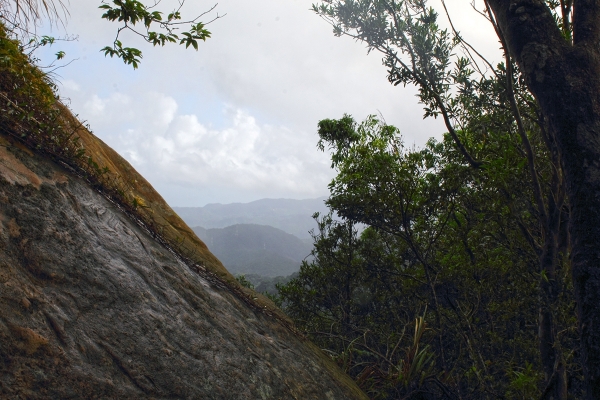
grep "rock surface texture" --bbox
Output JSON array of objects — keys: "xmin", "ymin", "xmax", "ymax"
[{"xmin": 0, "ymin": 135, "xmax": 366, "ymax": 399}]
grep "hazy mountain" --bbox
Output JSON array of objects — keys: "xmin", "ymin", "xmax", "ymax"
[
  {"xmin": 192, "ymin": 224, "xmax": 313, "ymax": 277},
  {"xmin": 176, "ymin": 197, "xmax": 330, "ymax": 240}
]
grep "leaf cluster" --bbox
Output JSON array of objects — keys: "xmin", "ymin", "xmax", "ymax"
[{"xmin": 99, "ymin": 0, "xmax": 217, "ymax": 68}]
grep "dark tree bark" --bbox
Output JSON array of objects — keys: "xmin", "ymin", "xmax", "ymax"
[{"xmin": 486, "ymin": 0, "xmax": 600, "ymax": 397}]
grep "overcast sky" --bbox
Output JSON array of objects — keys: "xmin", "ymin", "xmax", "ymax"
[{"xmin": 36, "ymin": 0, "xmax": 501, "ymax": 206}]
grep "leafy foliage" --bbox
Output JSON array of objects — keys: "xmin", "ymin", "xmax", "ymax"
[
  {"xmin": 278, "ymin": 1, "xmax": 581, "ymax": 397},
  {"xmin": 99, "ymin": 0, "xmax": 218, "ymax": 68},
  {"xmin": 235, "ymin": 274, "xmax": 255, "ymax": 290},
  {"xmin": 0, "ymin": 0, "xmax": 220, "ymax": 68},
  {"xmin": 279, "ymin": 113, "xmax": 580, "ymax": 398}
]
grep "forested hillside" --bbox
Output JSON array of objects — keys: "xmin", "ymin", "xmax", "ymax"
[{"xmin": 192, "ymin": 224, "xmax": 312, "ymax": 277}]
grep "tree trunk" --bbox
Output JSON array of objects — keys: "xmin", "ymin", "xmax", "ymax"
[
  {"xmin": 539, "ymin": 237, "xmax": 568, "ymax": 400},
  {"xmin": 539, "ymin": 165, "xmax": 568, "ymax": 399},
  {"xmin": 487, "ymin": 0, "xmax": 600, "ymax": 397}
]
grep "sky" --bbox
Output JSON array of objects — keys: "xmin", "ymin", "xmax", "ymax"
[{"xmin": 33, "ymin": 0, "xmax": 501, "ymax": 207}]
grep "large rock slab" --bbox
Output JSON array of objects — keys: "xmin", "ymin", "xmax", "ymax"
[{"xmin": 0, "ymin": 136, "xmax": 366, "ymax": 399}]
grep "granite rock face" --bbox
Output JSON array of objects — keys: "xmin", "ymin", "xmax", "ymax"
[{"xmin": 0, "ymin": 136, "xmax": 366, "ymax": 399}]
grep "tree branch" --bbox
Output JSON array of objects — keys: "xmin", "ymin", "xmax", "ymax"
[
  {"xmin": 440, "ymin": 0, "xmax": 500, "ymax": 80},
  {"xmin": 497, "ymin": 20, "xmax": 549, "ymax": 235},
  {"xmin": 385, "ymin": 49, "xmax": 483, "ymax": 168}
]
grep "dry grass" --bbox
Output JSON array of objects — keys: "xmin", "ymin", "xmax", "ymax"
[{"xmin": 0, "ymin": 0, "xmax": 68, "ymax": 31}]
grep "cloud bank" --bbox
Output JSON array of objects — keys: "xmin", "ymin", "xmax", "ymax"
[
  {"xmin": 61, "ymin": 85, "xmax": 334, "ymax": 204},
  {"xmin": 43, "ymin": 0, "xmax": 500, "ymax": 206}
]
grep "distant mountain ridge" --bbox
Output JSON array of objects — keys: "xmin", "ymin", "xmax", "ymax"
[
  {"xmin": 192, "ymin": 224, "xmax": 313, "ymax": 277},
  {"xmin": 175, "ymin": 197, "xmax": 330, "ymax": 240}
]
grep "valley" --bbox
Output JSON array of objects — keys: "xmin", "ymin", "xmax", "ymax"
[{"xmin": 176, "ymin": 198, "xmax": 328, "ymax": 291}]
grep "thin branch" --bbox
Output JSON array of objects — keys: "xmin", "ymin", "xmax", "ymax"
[
  {"xmin": 489, "ymin": 1, "xmax": 549, "ymax": 234},
  {"xmin": 43, "ymin": 57, "xmax": 79, "ymax": 74},
  {"xmin": 504, "ymin": 55, "xmax": 548, "ymax": 231},
  {"xmin": 559, "ymin": 0, "xmax": 572, "ymax": 42},
  {"xmin": 440, "ymin": 0, "xmax": 499, "ymax": 80},
  {"xmin": 386, "ymin": 48, "xmax": 483, "ymax": 168}
]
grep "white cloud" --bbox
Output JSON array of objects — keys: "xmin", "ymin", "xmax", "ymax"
[
  {"xmin": 67, "ymin": 90, "xmax": 333, "ymax": 202},
  {"xmin": 45, "ymin": 0, "xmax": 501, "ymax": 206},
  {"xmin": 83, "ymin": 94, "xmax": 106, "ymax": 115},
  {"xmin": 61, "ymin": 79, "xmax": 80, "ymax": 92}
]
